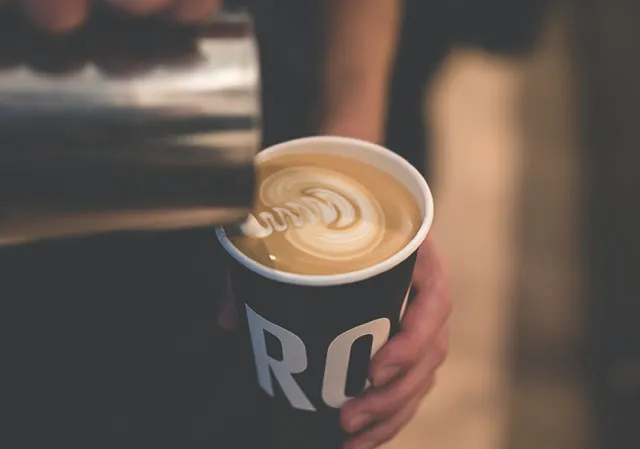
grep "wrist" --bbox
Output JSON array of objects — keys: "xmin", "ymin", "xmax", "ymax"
[
  {"xmin": 318, "ymin": 80, "xmax": 388, "ymax": 144},
  {"xmin": 320, "ymin": 114, "xmax": 384, "ymax": 144}
]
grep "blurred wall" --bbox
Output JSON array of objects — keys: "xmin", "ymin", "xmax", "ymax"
[
  {"xmin": 572, "ymin": 1, "xmax": 640, "ymax": 448},
  {"xmin": 506, "ymin": 4, "xmax": 589, "ymax": 449}
]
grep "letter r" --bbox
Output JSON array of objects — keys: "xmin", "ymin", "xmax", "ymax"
[{"xmin": 245, "ymin": 304, "xmax": 316, "ymax": 411}]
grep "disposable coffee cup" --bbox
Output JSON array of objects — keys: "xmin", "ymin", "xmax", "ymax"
[{"xmin": 215, "ymin": 136, "xmax": 434, "ymax": 448}]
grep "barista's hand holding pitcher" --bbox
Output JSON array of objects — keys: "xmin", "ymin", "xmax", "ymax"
[{"xmin": 14, "ymin": 0, "xmax": 221, "ymax": 33}]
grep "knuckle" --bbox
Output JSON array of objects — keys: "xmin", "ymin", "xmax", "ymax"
[
  {"xmin": 364, "ymin": 388, "xmax": 402, "ymax": 419},
  {"xmin": 375, "ymin": 381, "xmax": 413, "ymax": 417},
  {"xmin": 394, "ymin": 381, "xmax": 415, "ymax": 407},
  {"xmin": 375, "ymin": 335, "xmax": 419, "ymax": 369},
  {"xmin": 365, "ymin": 393, "xmax": 391, "ymax": 417},
  {"xmin": 398, "ymin": 335, "xmax": 423, "ymax": 364},
  {"xmin": 340, "ymin": 396, "xmax": 361, "ymax": 416},
  {"xmin": 368, "ymin": 350, "xmax": 389, "ymax": 373}
]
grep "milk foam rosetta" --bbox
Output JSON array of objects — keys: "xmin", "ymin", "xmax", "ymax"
[
  {"xmin": 240, "ymin": 166, "xmax": 386, "ymax": 261},
  {"xmin": 228, "ymin": 153, "xmax": 422, "ymax": 276}
]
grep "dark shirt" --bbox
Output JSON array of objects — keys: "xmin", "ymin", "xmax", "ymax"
[{"xmin": 2, "ymin": 230, "xmax": 263, "ymax": 448}]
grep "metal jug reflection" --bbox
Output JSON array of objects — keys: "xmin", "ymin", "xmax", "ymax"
[{"xmin": 0, "ymin": 9, "xmax": 260, "ymax": 246}]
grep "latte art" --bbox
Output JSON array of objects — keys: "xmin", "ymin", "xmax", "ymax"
[
  {"xmin": 241, "ymin": 167, "xmax": 386, "ymax": 261},
  {"xmin": 240, "ymin": 186, "xmax": 359, "ymax": 238},
  {"xmin": 228, "ymin": 153, "xmax": 422, "ymax": 276}
]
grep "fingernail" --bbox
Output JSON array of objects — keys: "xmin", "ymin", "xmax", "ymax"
[
  {"xmin": 373, "ymin": 366, "xmax": 400, "ymax": 387},
  {"xmin": 346, "ymin": 414, "xmax": 370, "ymax": 433}
]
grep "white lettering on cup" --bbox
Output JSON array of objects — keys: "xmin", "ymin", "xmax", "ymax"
[
  {"xmin": 246, "ymin": 305, "xmax": 392, "ymax": 411},
  {"xmin": 245, "ymin": 304, "xmax": 316, "ymax": 411},
  {"xmin": 321, "ymin": 319, "xmax": 391, "ymax": 408}
]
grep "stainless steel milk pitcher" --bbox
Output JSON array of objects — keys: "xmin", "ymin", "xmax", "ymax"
[{"xmin": 0, "ymin": 8, "xmax": 260, "ymax": 246}]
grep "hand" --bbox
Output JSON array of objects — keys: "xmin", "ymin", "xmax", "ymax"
[
  {"xmin": 340, "ymin": 238, "xmax": 452, "ymax": 449},
  {"xmin": 10, "ymin": 0, "xmax": 222, "ymax": 33}
]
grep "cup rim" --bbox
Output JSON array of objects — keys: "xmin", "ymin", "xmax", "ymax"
[{"xmin": 215, "ymin": 136, "xmax": 434, "ymax": 286}]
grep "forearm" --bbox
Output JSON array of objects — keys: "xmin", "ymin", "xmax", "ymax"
[{"xmin": 320, "ymin": 0, "xmax": 403, "ymax": 143}]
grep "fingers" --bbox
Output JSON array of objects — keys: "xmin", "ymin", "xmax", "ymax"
[
  {"xmin": 342, "ymin": 330, "xmax": 446, "ymax": 434},
  {"xmin": 369, "ymin": 274, "xmax": 451, "ymax": 387},
  {"xmin": 5, "ymin": 1, "xmax": 206, "ymax": 76},
  {"xmin": 22, "ymin": 0, "xmax": 89, "ymax": 33},
  {"xmin": 339, "ymin": 240, "xmax": 451, "ymax": 447},
  {"xmin": 169, "ymin": 0, "xmax": 222, "ymax": 23},
  {"xmin": 19, "ymin": 0, "xmax": 221, "ymax": 33},
  {"xmin": 343, "ymin": 376, "xmax": 435, "ymax": 449}
]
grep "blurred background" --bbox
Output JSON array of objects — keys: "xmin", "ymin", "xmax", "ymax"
[
  {"xmin": 385, "ymin": 0, "xmax": 639, "ymax": 448},
  {"xmin": 1, "ymin": 1, "xmax": 638, "ymax": 448}
]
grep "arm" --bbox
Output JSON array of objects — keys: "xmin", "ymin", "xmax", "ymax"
[{"xmin": 319, "ymin": 0, "xmax": 403, "ymax": 143}]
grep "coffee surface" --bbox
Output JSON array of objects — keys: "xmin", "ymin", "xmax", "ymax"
[{"xmin": 227, "ymin": 153, "xmax": 421, "ymax": 275}]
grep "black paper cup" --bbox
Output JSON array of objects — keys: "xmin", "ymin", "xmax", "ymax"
[{"xmin": 215, "ymin": 136, "xmax": 434, "ymax": 448}]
